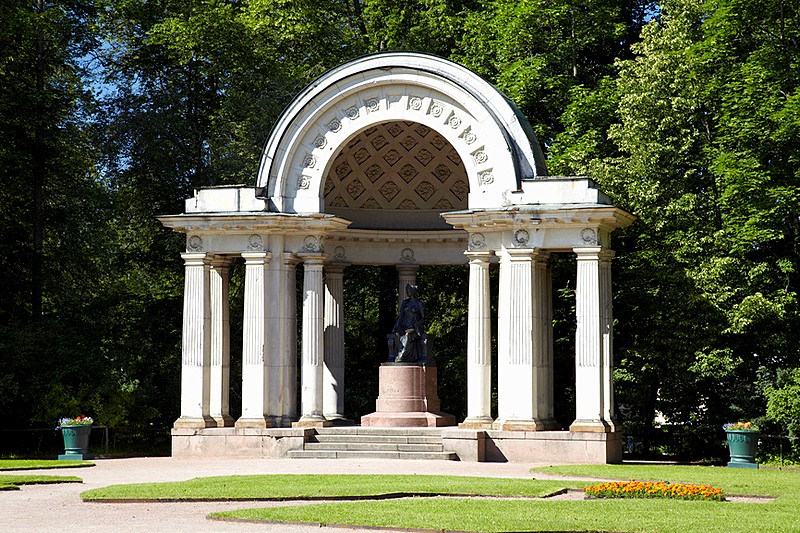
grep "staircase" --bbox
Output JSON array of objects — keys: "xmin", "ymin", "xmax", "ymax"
[{"xmin": 288, "ymin": 427, "xmax": 459, "ymax": 460}]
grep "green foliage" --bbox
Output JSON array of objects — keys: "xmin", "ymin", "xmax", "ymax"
[{"xmin": 762, "ymin": 367, "xmax": 800, "ymax": 453}]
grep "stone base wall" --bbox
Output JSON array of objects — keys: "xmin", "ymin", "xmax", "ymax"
[
  {"xmin": 173, "ymin": 427, "xmax": 622, "ymax": 463},
  {"xmin": 441, "ymin": 429, "xmax": 621, "ymax": 464},
  {"xmin": 171, "ymin": 428, "xmax": 310, "ymax": 458}
]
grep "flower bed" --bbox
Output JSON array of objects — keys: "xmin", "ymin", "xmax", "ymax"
[{"xmin": 584, "ymin": 480, "xmax": 725, "ymax": 501}]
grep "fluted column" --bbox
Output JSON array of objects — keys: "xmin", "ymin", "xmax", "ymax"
[
  {"xmin": 174, "ymin": 252, "xmax": 214, "ymax": 428},
  {"xmin": 264, "ymin": 235, "xmax": 287, "ymax": 427},
  {"xmin": 280, "ymin": 253, "xmax": 300, "ymax": 425},
  {"xmin": 460, "ymin": 251, "xmax": 493, "ymax": 428},
  {"xmin": 323, "ymin": 263, "xmax": 347, "ymax": 421},
  {"xmin": 495, "ymin": 248, "xmax": 543, "ymax": 430},
  {"xmin": 600, "ymin": 250, "xmax": 617, "ymax": 431},
  {"xmin": 532, "ymin": 251, "xmax": 559, "ymax": 430},
  {"xmin": 570, "ymin": 246, "xmax": 610, "ymax": 432},
  {"xmin": 396, "ymin": 264, "xmax": 419, "ymax": 309},
  {"xmin": 236, "ymin": 251, "xmax": 272, "ymax": 428},
  {"xmin": 209, "ymin": 256, "xmax": 233, "ymax": 427},
  {"xmin": 295, "ymin": 254, "xmax": 331, "ymax": 426}
]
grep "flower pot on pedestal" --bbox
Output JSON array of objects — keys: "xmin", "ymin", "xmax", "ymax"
[
  {"xmin": 58, "ymin": 425, "xmax": 94, "ymax": 460},
  {"xmin": 726, "ymin": 430, "xmax": 758, "ymax": 469}
]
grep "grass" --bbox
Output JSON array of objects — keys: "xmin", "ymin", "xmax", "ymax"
[
  {"xmin": 0, "ymin": 474, "xmax": 82, "ymax": 490},
  {"xmin": 0, "ymin": 459, "xmax": 94, "ymax": 470},
  {"xmin": 81, "ymin": 474, "xmax": 575, "ymax": 501},
  {"xmin": 207, "ymin": 466, "xmax": 800, "ymax": 532}
]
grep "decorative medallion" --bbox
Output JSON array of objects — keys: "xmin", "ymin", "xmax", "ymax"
[
  {"xmin": 400, "ymin": 247, "xmax": 416, "ymax": 263},
  {"xmin": 471, "ymin": 149, "xmax": 488, "ymax": 165},
  {"xmin": 460, "ymin": 129, "xmax": 477, "ymax": 145},
  {"xmin": 433, "ymin": 164, "xmax": 452, "ymax": 182},
  {"xmin": 429, "ymin": 101, "xmax": 444, "ymax": 117},
  {"xmin": 514, "ymin": 229, "xmax": 530, "ymax": 246},
  {"xmin": 328, "ymin": 118, "xmax": 342, "ymax": 133},
  {"xmin": 353, "ymin": 147, "xmax": 370, "ymax": 164},
  {"xmin": 581, "ymin": 228, "xmax": 598, "ymax": 244},
  {"xmin": 478, "ymin": 171, "xmax": 494, "ymax": 185},
  {"xmin": 409, "ymin": 96, "xmax": 423, "ymax": 110},
  {"xmin": 334, "ymin": 246, "xmax": 347, "ymax": 260},
  {"xmin": 247, "ymin": 234, "xmax": 263, "ymax": 251},
  {"xmin": 447, "ymin": 114, "xmax": 462, "ymax": 129},
  {"xmin": 470, "ymin": 232, "xmax": 486, "ymax": 250},
  {"xmin": 387, "ymin": 123, "xmax": 404, "ymax": 137},
  {"xmin": 345, "ymin": 106, "xmax": 359, "ymax": 120},
  {"xmin": 187, "ymin": 235, "xmax": 203, "ymax": 252},
  {"xmin": 415, "ymin": 180, "xmax": 435, "ymax": 201},
  {"xmin": 303, "ymin": 235, "xmax": 322, "ymax": 252},
  {"xmin": 303, "ymin": 154, "xmax": 316, "ymax": 168},
  {"xmin": 313, "ymin": 135, "xmax": 327, "ymax": 149},
  {"xmin": 365, "ymin": 98, "xmax": 380, "ymax": 112},
  {"xmin": 297, "ymin": 175, "xmax": 311, "ymax": 190},
  {"xmin": 383, "ymin": 149, "xmax": 401, "ymax": 166},
  {"xmin": 365, "ymin": 164, "xmax": 383, "ymax": 182},
  {"xmin": 415, "ymin": 148, "xmax": 434, "ymax": 166}
]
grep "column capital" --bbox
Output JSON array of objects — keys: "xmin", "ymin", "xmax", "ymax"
[
  {"xmin": 465, "ymin": 250, "xmax": 494, "ymax": 262},
  {"xmin": 573, "ymin": 246, "xmax": 604, "ymax": 258},
  {"xmin": 282, "ymin": 252, "xmax": 301, "ymax": 267},
  {"xmin": 395, "ymin": 264, "xmax": 420, "ymax": 275},
  {"xmin": 241, "ymin": 251, "xmax": 272, "ymax": 263},
  {"xmin": 181, "ymin": 252, "xmax": 210, "ymax": 265},
  {"xmin": 324, "ymin": 262, "xmax": 349, "ymax": 275},
  {"xmin": 210, "ymin": 255, "xmax": 234, "ymax": 269},
  {"xmin": 297, "ymin": 252, "xmax": 329, "ymax": 266},
  {"xmin": 504, "ymin": 247, "xmax": 536, "ymax": 260}
]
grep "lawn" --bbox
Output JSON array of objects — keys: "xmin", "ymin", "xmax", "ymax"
[
  {"xmin": 80, "ymin": 465, "xmax": 800, "ymax": 532},
  {"xmin": 81, "ymin": 474, "xmax": 576, "ymax": 501},
  {"xmin": 0, "ymin": 474, "xmax": 82, "ymax": 490},
  {"xmin": 0, "ymin": 459, "xmax": 90, "ymax": 490},
  {"xmin": 210, "ymin": 465, "xmax": 800, "ymax": 532},
  {"xmin": 0, "ymin": 459, "xmax": 93, "ymax": 471}
]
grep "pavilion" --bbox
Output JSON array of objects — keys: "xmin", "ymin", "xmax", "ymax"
[{"xmin": 159, "ymin": 52, "xmax": 634, "ymax": 463}]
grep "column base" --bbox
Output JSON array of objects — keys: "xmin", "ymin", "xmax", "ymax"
[
  {"xmin": 235, "ymin": 417, "xmax": 274, "ymax": 429},
  {"xmin": 211, "ymin": 415, "xmax": 235, "ymax": 428},
  {"xmin": 173, "ymin": 416, "xmax": 216, "ymax": 429},
  {"xmin": 325, "ymin": 415, "xmax": 355, "ymax": 426},
  {"xmin": 292, "ymin": 416, "xmax": 333, "ymax": 428},
  {"xmin": 492, "ymin": 418, "xmax": 552, "ymax": 431},
  {"xmin": 539, "ymin": 418, "xmax": 562, "ymax": 431},
  {"xmin": 459, "ymin": 417, "xmax": 494, "ymax": 429},
  {"xmin": 569, "ymin": 419, "xmax": 611, "ymax": 433}
]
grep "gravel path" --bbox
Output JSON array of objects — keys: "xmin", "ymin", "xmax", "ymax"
[{"xmin": 1, "ymin": 457, "xmax": 558, "ymax": 532}]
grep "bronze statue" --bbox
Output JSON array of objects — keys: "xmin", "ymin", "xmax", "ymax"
[{"xmin": 393, "ymin": 284, "xmax": 426, "ymax": 363}]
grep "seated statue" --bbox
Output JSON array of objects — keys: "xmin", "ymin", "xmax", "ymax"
[{"xmin": 392, "ymin": 284, "xmax": 427, "ymax": 363}]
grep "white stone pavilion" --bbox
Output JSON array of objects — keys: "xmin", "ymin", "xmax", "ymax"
[{"xmin": 160, "ymin": 52, "xmax": 635, "ymax": 463}]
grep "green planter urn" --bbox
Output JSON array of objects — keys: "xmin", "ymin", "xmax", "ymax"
[
  {"xmin": 726, "ymin": 430, "xmax": 758, "ymax": 469},
  {"xmin": 58, "ymin": 425, "xmax": 94, "ymax": 460}
]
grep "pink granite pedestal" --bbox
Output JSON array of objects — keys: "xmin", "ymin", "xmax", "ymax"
[{"xmin": 361, "ymin": 363, "xmax": 456, "ymax": 427}]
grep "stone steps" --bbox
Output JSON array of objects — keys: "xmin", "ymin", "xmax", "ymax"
[{"xmin": 287, "ymin": 427, "xmax": 459, "ymax": 461}]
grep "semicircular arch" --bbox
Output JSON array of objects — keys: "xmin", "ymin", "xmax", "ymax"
[{"xmin": 257, "ymin": 53, "xmax": 547, "ymax": 214}]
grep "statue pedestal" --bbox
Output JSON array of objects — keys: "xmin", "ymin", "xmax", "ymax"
[{"xmin": 361, "ymin": 363, "xmax": 456, "ymax": 427}]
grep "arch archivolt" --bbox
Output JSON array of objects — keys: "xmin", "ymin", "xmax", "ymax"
[{"xmin": 260, "ymin": 72, "xmax": 518, "ymax": 214}]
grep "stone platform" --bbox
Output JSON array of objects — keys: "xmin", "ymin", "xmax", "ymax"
[
  {"xmin": 172, "ymin": 426, "xmax": 622, "ymax": 463},
  {"xmin": 360, "ymin": 362, "xmax": 456, "ymax": 427}
]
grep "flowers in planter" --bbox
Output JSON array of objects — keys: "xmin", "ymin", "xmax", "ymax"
[
  {"xmin": 723, "ymin": 421, "xmax": 759, "ymax": 432},
  {"xmin": 57, "ymin": 415, "xmax": 93, "ymax": 428},
  {"xmin": 584, "ymin": 480, "xmax": 725, "ymax": 501}
]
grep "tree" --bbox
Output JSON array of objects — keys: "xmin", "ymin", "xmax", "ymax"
[{"xmin": 551, "ymin": 0, "xmax": 800, "ymax": 456}]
